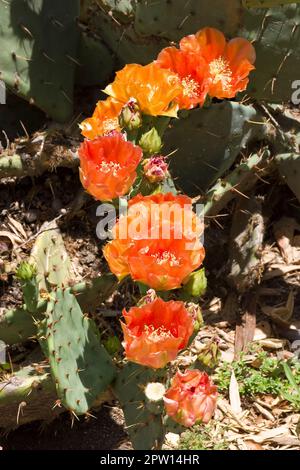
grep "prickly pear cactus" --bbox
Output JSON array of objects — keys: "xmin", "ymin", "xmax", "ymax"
[
  {"xmin": 38, "ymin": 288, "xmax": 116, "ymax": 415},
  {"xmin": 0, "ymin": 307, "xmax": 37, "ymax": 346},
  {"xmin": 0, "ymin": 0, "xmax": 80, "ymax": 122},
  {"xmin": 276, "ymin": 153, "xmax": 300, "ymax": 203},
  {"xmin": 113, "ymin": 362, "xmax": 165, "ymax": 450},
  {"xmin": 164, "ymin": 102, "xmax": 266, "ymax": 194},
  {"xmin": 89, "ymin": 0, "xmax": 300, "ymax": 104},
  {"xmin": 29, "ymin": 220, "xmax": 72, "ymax": 291}
]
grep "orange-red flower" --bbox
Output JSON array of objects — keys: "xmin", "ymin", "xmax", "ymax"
[
  {"xmin": 103, "ymin": 63, "xmax": 182, "ymax": 117},
  {"xmin": 80, "ymin": 97, "xmax": 123, "ymax": 139},
  {"xmin": 121, "ymin": 298, "xmax": 194, "ymax": 369},
  {"xmin": 126, "ymin": 237, "xmax": 204, "ymax": 291},
  {"xmin": 164, "ymin": 369, "xmax": 218, "ymax": 427},
  {"xmin": 103, "ymin": 193, "xmax": 205, "ymax": 290},
  {"xmin": 180, "ymin": 27, "xmax": 256, "ymax": 99},
  {"xmin": 156, "ymin": 47, "xmax": 209, "ymax": 109},
  {"xmin": 79, "ymin": 133, "xmax": 142, "ymax": 201}
]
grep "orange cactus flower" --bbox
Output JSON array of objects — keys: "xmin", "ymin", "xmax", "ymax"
[
  {"xmin": 164, "ymin": 369, "xmax": 218, "ymax": 427},
  {"xmin": 121, "ymin": 298, "xmax": 194, "ymax": 369},
  {"xmin": 103, "ymin": 63, "xmax": 182, "ymax": 117},
  {"xmin": 180, "ymin": 27, "xmax": 256, "ymax": 99},
  {"xmin": 103, "ymin": 192, "xmax": 205, "ymax": 288},
  {"xmin": 126, "ymin": 237, "xmax": 204, "ymax": 291},
  {"xmin": 80, "ymin": 97, "xmax": 123, "ymax": 139},
  {"xmin": 79, "ymin": 132, "xmax": 142, "ymax": 202},
  {"xmin": 156, "ymin": 47, "xmax": 209, "ymax": 109}
]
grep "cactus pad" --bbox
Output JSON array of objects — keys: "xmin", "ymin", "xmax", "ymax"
[{"xmin": 39, "ymin": 288, "xmax": 116, "ymax": 415}]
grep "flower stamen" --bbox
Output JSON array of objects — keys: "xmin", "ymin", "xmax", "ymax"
[{"xmin": 209, "ymin": 57, "xmax": 232, "ymax": 91}]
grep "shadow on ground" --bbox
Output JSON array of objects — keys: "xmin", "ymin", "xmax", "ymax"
[{"xmin": 2, "ymin": 405, "xmax": 131, "ymax": 450}]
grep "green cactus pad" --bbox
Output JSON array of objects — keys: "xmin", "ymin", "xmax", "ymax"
[
  {"xmin": 243, "ymin": 0, "xmax": 300, "ymax": 8},
  {"xmin": 39, "ymin": 288, "xmax": 116, "ymax": 415},
  {"xmin": 113, "ymin": 362, "xmax": 165, "ymax": 450},
  {"xmin": 0, "ymin": 307, "xmax": 36, "ymax": 345},
  {"xmin": 164, "ymin": 102, "xmax": 266, "ymax": 194},
  {"xmin": 29, "ymin": 220, "xmax": 72, "ymax": 291},
  {"xmin": 276, "ymin": 153, "xmax": 300, "ymax": 203},
  {"xmin": 0, "ymin": 0, "xmax": 80, "ymax": 122}
]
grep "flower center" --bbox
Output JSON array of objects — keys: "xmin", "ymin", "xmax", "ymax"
[
  {"xmin": 144, "ymin": 325, "xmax": 173, "ymax": 342},
  {"xmin": 152, "ymin": 251, "xmax": 180, "ymax": 267},
  {"xmin": 97, "ymin": 161, "xmax": 121, "ymax": 176},
  {"xmin": 182, "ymin": 76, "xmax": 200, "ymax": 99},
  {"xmin": 103, "ymin": 117, "xmax": 119, "ymax": 134},
  {"xmin": 209, "ymin": 57, "xmax": 232, "ymax": 91}
]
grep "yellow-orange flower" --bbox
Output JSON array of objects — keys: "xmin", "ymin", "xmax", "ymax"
[
  {"xmin": 180, "ymin": 27, "xmax": 256, "ymax": 99},
  {"xmin": 79, "ymin": 133, "xmax": 142, "ymax": 202},
  {"xmin": 164, "ymin": 369, "xmax": 218, "ymax": 427},
  {"xmin": 121, "ymin": 298, "xmax": 194, "ymax": 369},
  {"xmin": 80, "ymin": 97, "xmax": 123, "ymax": 139},
  {"xmin": 156, "ymin": 47, "xmax": 209, "ymax": 109},
  {"xmin": 103, "ymin": 193, "xmax": 205, "ymax": 290},
  {"xmin": 103, "ymin": 63, "xmax": 182, "ymax": 117}
]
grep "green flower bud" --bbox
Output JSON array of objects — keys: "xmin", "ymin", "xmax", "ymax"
[
  {"xmin": 197, "ymin": 338, "xmax": 221, "ymax": 370},
  {"xmin": 139, "ymin": 128, "xmax": 162, "ymax": 155},
  {"xmin": 183, "ymin": 268, "xmax": 207, "ymax": 298},
  {"xmin": 15, "ymin": 262, "xmax": 37, "ymax": 281},
  {"xmin": 119, "ymin": 99, "xmax": 142, "ymax": 131}
]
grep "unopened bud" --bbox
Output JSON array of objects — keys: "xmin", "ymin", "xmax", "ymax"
[
  {"xmin": 186, "ymin": 302, "xmax": 204, "ymax": 331},
  {"xmin": 119, "ymin": 98, "xmax": 142, "ymax": 131},
  {"xmin": 139, "ymin": 128, "xmax": 162, "ymax": 155},
  {"xmin": 15, "ymin": 262, "xmax": 37, "ymax": 281},
  {"xmin": 143, "ymin": 156, "xmax": 169, "ymax": 183},
  {"xmin": 197, "ymin": 338, "xmax": 221, "ymax": 369}
]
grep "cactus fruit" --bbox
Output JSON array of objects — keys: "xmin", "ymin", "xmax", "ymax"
[
  {"xmin": 38, "ymin": 288, "xmax": 116, "ymax": 415},
  {"xmin": 275, "ymin": 153, "xmax": 300, "ymax": 203},
  {"xmin": 0, "ymin": 0, "xmax": 81, "ymax": 122},
  {"xmin": 113, "ymin": 362, "xmax": 165, "ymax": 450},
  {"xmin": 164, "ymin": 102, "xmax": 266, "ymax": 194},
  {"xmin": 29, "ymin": 220, "xmax": 72, "ymax": 292}
]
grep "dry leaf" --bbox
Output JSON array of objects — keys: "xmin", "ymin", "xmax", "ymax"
[
  {"xmin": 229, "ymin": 370, "xmax": 242, "ymax": 415},
  {"xmin": 244, "ymin": 440, "xmax": 264, "ymax": 450}
]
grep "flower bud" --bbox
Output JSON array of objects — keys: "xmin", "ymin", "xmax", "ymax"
[
  {"xmin": 145, "ymin": 382, "xmax": 166, "ymax": 415},
  {"xmin": 15, "ymin": 262, "xmax": 37, "ymax": 281},
  {"xmin": 119, "ymin": 98, "xmax": 142, "ymax": 131},
  {"xmin": 186, "ymin": 302, "xmax": 204, "ymax": 332},
  {"xmin": 139, "ymin": 128, "xmax": 162, "ymax": 155},
  {"xmin": 197, "ymin": 338, "xmax": 221, "ymax": 369},
  {"xmin": 143, "ymin": 156, "xmax": 169, "ymax": 184}
]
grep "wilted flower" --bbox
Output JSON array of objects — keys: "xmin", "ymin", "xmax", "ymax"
[
  {"xmin": 164, "ymin": 369, "xmax": 218, "ymax": 427},
  {"xmin": 79, "ymin": 132, "xmax": 142, "ymax": 201},
  {"xmin": 180, "ymin": 27, "xmax": 256, "ymax": 99},
  {"xmin": 143, "ymin": 156, "xmax": 169, "ymax": 184},
  {"xmin": 103, "ymin": 63, "xmax": 182, "ymax": 117},
  {"xmin": 121, "ymin": 297, "xmax": 194, "ymax": 369},
  {"xmin": 80, "ymin": 97, "xmax": 123, "ymax": 139}
]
